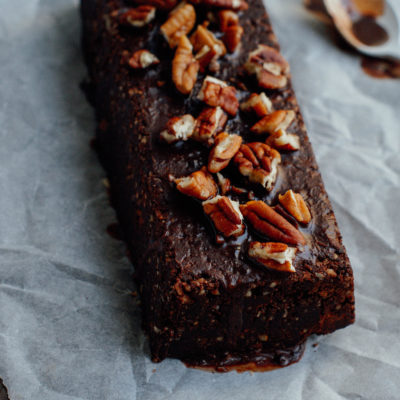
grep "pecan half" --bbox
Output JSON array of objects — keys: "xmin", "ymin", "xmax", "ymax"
[
  {"xmin": 208, "ymin": 132, "xmax": 242, "ymax": 173},
  {"xmin": 114, "ymin": 6, "xmax": 156, "ymax": 27},
  {"xmin": 197, "ymin": 76, "xmax": 239, "ymax": 116},
  {"xmin": 218, "ymin": 10, "xmax": 243, "ymax": 53},
  {"xmin": 193, "ymin": 107, "xmax": 228, "ymax": 144},
  {"xmin": 172, "ymin": 35, "xmax": 199, "ymax": 94},
  {"xmin": 160, "ymin": 2, "xmax": 196, "ymax": 48},
  {"xmin": 216, "ymin": 173, "xmax": 232, "ymax": 194},
  {"xmin": 244, "ymin": 45, "xmax": 290, "ymax": 89},
  {"xmin": 233, "ymin": 142, "xmax": 281, "ymax": 190},
  {"xmin": 191, "ymin": 24, "xmax": 226, "ymax": 71},
  {"xmin": 240, "ymin": 93, "xmax": 273, "ymax": 117},
  {"xmin": 251, "ymin": 110, "xmax": 295, "ymax": 134},
  {"xmin": 192, "ymin": 0, "xmax": 248, "ymax": 10},
  {"xmin": 266, "ymin": 129, "xmax": 300, "ymax": 151},
  {"xmin": 175, "ymin": 167, "xmax": 218, "ymax": 200},
  {"xmin": 203, "ymin": 195, "xmax": 245, "ymax": 237},
  {"xmin": 128, "ymin": 49, "xmax": 160, "ymax": 69},
  {"xmin": 160, "ymin": 114, "xmax": 196, "ymax": 143},
  {"xmin": 278, "ymin": 190, "xmax": 311, "ymax": 224},
  {"xmin": 241, "ymin": 201, "xmax": 306, "ymax": 245},
  {"xmin": 248, "ymin": 241, "xmax": 297, "ymax": 273}
]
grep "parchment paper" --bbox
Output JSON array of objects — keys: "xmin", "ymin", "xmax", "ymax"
[{"xmin": 0, "ymin": 0, "xmax": 399, "ymax": 398}]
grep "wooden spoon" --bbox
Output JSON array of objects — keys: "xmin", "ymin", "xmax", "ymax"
[{"xmin": 323, "ymin": 0, "xmax": 400, "ymax": 59}]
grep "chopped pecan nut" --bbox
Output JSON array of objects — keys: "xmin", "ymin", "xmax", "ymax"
[
  {"xmin": 114, "ymin": 6, "xmax": 156, "ymax": 27},
  {"xmin": 240, "ymin": 93, "xmax": 273, "ymax": 117},
  {"xmin": 203, "ymin": 195, "xmax": 245, "ymax": 237},
  {"xmin": 223, "ymin": 23, "xmax": 243, "ymax": 53},
  {"xmin": 128, "ymin": 49, "xmax": 160, "ymax": 69},
  {"xmin": 216, "ymin": 173, "xmax": 232, "ymax": 194},
  {"xmin": 233, "ymin": 142, "xmax": 281, "ymax": 190},
  {"xmin": 208, "ymin": 132, "xmax": 243, "ymax": 173},
  {"xmin": 278, "ymin": 190, "xmax": 311, "ymax": 224},
  {"xmin": 249, "ymin": 241, "xmax": 297, "ymax": 273},
  {"xmin": 175, "ymin": 167, "xmax": 218, "ymax": 200},
  {"xmin": 192, "ymin": 0, "xmax": 248, "ymax": 10},
  {"xmin": 197, "ymin": 76, "xmax": 239, "ymax": 116},
  {"xmin": 160, "ymin": 3, "xmax": 196, "ymax": 48},
  {"xmin": 251, "ymin": 110, "xmax": 295, "ymax": 134},
  {"xmin": 191, "ymin": 24, "xmax": 226, "ymax": 71},
  {"xmin": 194, "ymin": 45, "xmax": 218, "ymax": 72},
  {"xmin": 172, "ymin": 35, "xmax": 199, "ymax": 94},
  {"xmin": 160, "ymin": 114, "xmax": 196, "ymax": 143},
  {"xmin": 245, "ymin": 45, "xmax": 290, "ymax": 89},
  {"xmin": 218, "ymin": 9, "xmax": 238, "ymax": 31},
  {"xmin": 266, "ymin": 129, "xmax": 300, "ymax": 151},
  {"xmin": 218, "ymin": 10, "xmax": 243, "ymax": 52},
  {"xmin": 240, "ymin": 200, "xmax": 306, "ymax": 245},
  {"xmin": 193, "ymin": 107, "xmax": 227, "ymax": 144}
]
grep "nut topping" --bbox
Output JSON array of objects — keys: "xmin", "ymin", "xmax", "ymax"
[
  {"xmin": 203, "ymin": 195, "xmax": 245, "ymax": 237},
  {"xmin": 208, "ymin": 132, "xmax": 243, "ymax": 173},
  {"xmin": 218, "ymin": 9, "xmax": 238, "ymax": 31},
  {"xmin": 160, "ymin": 114, "xmax": 196, "ymax": 143},
  {"xmin": 114, "ymin": 6, "xmax": 156, "ymax": 27},
  {"xmin": 216, "ymin": 173, "xmax": 232, "ymax": 194},
  {"xmin": 194, "ymin": 45, "xmax": 218, "ymax": 73},
  {"xmin": 175, "ymin": 167, "xmax": 218, "ymax": 200},
  {"xmin": 251, "ymin": 110, "xmax": 295, "ymax": 134},
  {"xmin": 244, "ymin": 45, "xmax": 290, "ymax": 89},
  {"xmin": 240, "ymin": 93, "xmax": 273, "ymax": 117},
  {"xmin": 251, "ymin": 110, "xmax": 299, "ymax": 151},
  {"xmin": 193, "ymin": 107, "xmax": 228, "ymax": 144},
  {"xmin": 240, "ymin": 200, "xmax": 306, "ymax": 245},
  {"xmin": 128, "ymin": 49, "xmax": 160, "ymax": 69},
  {"xmin": 197, "ymin": 76, "xmax": 239, "ymax": 116},
  {"xmin": 223, "ymin": 22, "xmax": 243, "ymax": 53},
  {"xmin": 248, "ymin": 242, "xmax": 297, "ymax": 273},
  {"xmin": 218, "ymin": 10, "xmax": 243, "ymax": 53},
  {"xmin": 278, "ymin": 190, "xmax": 311, "ymax": 224},
  {"xmin": 191, "ymin": 24, "xmax": 226, "ymax": 71},
  {"xmin": 233, "ymin": 142, "xmax": 281, "ymax": 190},
  {"xmin": 172, "ymin": 35, "xmax": 199, "ymax": 94},
  {"xmin": 161, "ymin": 3, "xmax": 196, "ymax": 48},
  {"xmin": 266, "ymin": 129, "xmax": 300, "ymax": 151},
  {"xmin": 218, "ymin": 10, "xmax": 243, "ymax": 52}
]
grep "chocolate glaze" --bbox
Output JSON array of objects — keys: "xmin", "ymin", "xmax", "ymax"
[
  {"xmin": 81, "ymin": 0, "xmax": 355, "ymax": 369},
  {"xmin": 185, "ymin": 342, "xmax": 306, "ymax": 373},
  {"xmin": 352, "ymin": 16, "xmax": 388, "ymax": 46},
  {"xmin": 361, "ymin": 55, "xmax": 400, "ymax": 78}
]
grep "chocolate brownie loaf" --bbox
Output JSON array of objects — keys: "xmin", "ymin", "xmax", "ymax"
[
  {"xmin": 0, "ymin": 379, "xmax": 9, "ymax": 400},
  {"xmin": 81, "ymin": 0, "xmax": 355, "ymax": 371}
]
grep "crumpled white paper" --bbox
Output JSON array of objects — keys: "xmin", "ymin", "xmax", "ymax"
[{"xmin": 0, "ymin": 0, "xmax": 399, "ymax": 398}]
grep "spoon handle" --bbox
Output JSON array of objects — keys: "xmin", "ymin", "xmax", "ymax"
[{"xmin": 386, "ymin": 0, "xmax": 400, "ymax": 42}]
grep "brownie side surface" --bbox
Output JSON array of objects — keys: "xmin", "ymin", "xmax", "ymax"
[
  {"xmin": 81, "ymin": 0, "xmax": 355, "ymax": 369},
  {"xmin": 0, "ymin": 379, "xmax": 9, "ymax": 400}
]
